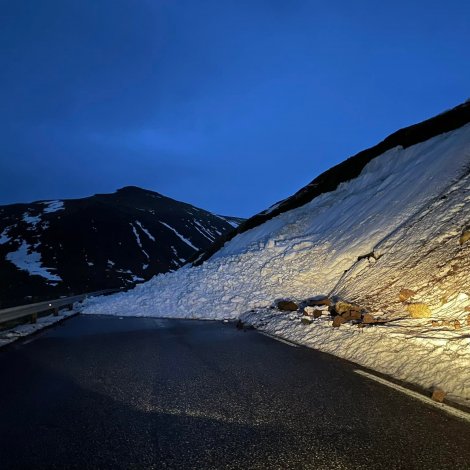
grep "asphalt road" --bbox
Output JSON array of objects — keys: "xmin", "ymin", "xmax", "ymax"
[{"xmin": 0, "ymin": 316, "xmax": 469, "ymax": 470}]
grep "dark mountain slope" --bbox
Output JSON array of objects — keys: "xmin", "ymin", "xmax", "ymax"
[{"xmin": 0, "ymin": 186, "xmax": 242, "ymax": 307}]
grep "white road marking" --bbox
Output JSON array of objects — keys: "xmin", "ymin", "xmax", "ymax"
[
  {"xmin": 355, "ymin": 369, "xmax": 470, "ymax": 423},
  {"xmin": 259, "ymin": 331, "xmax": 298, "ymax": 347}
]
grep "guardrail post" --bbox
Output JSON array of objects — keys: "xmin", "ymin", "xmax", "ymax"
[{"xmin": 31, "ymin": 313, "xmax": 37, "ymax": 324}]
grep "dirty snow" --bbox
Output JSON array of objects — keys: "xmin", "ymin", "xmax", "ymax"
[
  {"xmin": 80, "ymin": 123, "xmax": 470, "ymax": 403},
  {"xmin": 0, "ymin": 310, "xmax": 76, "ymax": 348}
]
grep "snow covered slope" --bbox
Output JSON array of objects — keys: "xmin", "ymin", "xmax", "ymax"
[
  {"xmin": 0, "ymin": 186, "xmax": 242, "ymax": 307},
  {"xmin": 81, "ymin": 108, "xmax": 470, "ymax": 320},
  {"xmin": 81, "ymin": 103, "xmax": 470, "ymax": 403}
]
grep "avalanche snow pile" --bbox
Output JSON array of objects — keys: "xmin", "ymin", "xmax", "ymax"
[{"xmin": 81, "ymin": 117, "xmax": 470, "ymax": 405}]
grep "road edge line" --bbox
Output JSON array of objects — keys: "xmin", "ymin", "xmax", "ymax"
[
  {"xmin": 354, "ymin": 369, "xmax": 470, "ymax": 423},
  {"xmin": 258, "ymin": 331, "xmax": 299, "ymax": 347}
]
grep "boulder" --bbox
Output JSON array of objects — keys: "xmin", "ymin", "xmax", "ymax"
[
  {"xmin": 313, "ymin": 309, "xmax": 323, "ymax": 319},
  {"xmin": 399, "ymin": 288, "xmax": 416, "ymax": 302},
  {"xmin": 301, "ymin": 316, "xmax": 313, "ymax": 325},
  {"xmin": 431, "ymin": 320, "xmax": 439, "ymax": 327},
  {"xmin": 459, "ymin": 228, "xmax": 470, "ymax": 245},
  {"xmin": 431, "ymin": 389, "xmax": 446, "ymax": 403},
  {"xmin": 406, "ymin": 303, "xmax": 431, "ymax": 318},
  {"xmin": 467, "ymin": 314, "xmax": 470, "ymax": 326},
  {"xmin": 303, "ymin": 306, "xmax": 316, "ymax": 316},
  {"xmin": 277, "ymin": 300, "xmax": 298, "ymax": 311},
  {"xmin": 335, "ymin": 301, "xmax": 361, "ymax": 315},
  {"xmin": 454, "ymin": 320, "xmax": 462, "ymax": 330},
  {"xmin": 346, "ymin": 311, "xmax": 362, "ymax": 321},
  {"xmin": 362, "ymin": 313, "xmax": 376, "ymax": 324},
  {"xmin": 332, "ymin": 316, "xmax": 347, "ymax": 327}
]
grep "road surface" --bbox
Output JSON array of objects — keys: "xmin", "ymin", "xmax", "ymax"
[{"xmin": 0, "ymin": 316, "xmax": 469, "ymax": 469}]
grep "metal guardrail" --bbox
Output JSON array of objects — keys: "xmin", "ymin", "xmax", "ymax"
[{"xmin": 0, "ymin": 289, "xmax": 120, "ymax": 325}]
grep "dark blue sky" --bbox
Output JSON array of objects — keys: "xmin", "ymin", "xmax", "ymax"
[{"xmin": 1, "ymin": 0, "xmax": 469, "ymax": 217}]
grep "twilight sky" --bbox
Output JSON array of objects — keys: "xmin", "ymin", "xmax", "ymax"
[{"xmin": 1, "ymin": 1, "xmax": 469, "ymax": 217}]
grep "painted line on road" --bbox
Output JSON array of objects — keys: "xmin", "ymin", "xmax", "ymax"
[
  {"xmin": 259, "ymin": 331, "xmax": 298, "ymax": 347},
  {"xmin": 354, "ymin": 369, "xmax": 470, "ymax": 423}
]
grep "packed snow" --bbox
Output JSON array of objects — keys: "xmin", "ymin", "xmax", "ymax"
[
  {"xmin": 81, "ymin": 123, "xmax": 470, "ymax": 403},
  {"xmin": 6, "ymin": 241, "xmax": 62, "ymax": 282}
]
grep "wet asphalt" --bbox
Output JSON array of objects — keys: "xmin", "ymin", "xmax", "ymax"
[{"xmin": 0, "ymin": 315, "xmax": 469, "ymax": 470}]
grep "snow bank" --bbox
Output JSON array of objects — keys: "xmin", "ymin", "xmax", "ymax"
[
  {"xmin": 80, "ymin": 123, "xmax": 470, "ymax": 402},
  {"xmin": 81, "ymin": 124, "xmax": 470, "ymax": 318}
]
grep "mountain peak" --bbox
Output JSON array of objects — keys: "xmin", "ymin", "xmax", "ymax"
[{"xmin": 116, "ymin": 186, "xmax": 160, "ymax": 196}]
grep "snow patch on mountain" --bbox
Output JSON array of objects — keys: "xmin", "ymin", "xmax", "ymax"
[
  {"xmin": 0, "ymin": 227, "xmax": 12, "ymax": 245},
  {"xmin": 159, "ymin": 221, "xmax": 198, "ymax": 250},
  {"xmin": 6, "ymin": 241, "xmax": 62, "ymax": 283},
  {"xmin": 135, "ymin": 221, "xmax": 155, "ymax": 242},
  {"xmin": 22, "ymin": 212, "xmax": 41, "ymax": 229},
  {"xmin": 42, "ymin": 200, "xmax": 64, "ymax": 213}
]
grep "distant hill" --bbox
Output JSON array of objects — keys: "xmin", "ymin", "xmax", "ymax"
[{"xmin": 0, "ymin": 186, "xmax": 243, "ymax": 307}]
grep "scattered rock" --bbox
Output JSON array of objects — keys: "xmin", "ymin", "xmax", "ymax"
[
  {"xmin": 301, "ymin": 316, "xmax": 313, "ymax": 325},
  {"xmin": 332, "ymin": 316, "xmax": 347, "ymax": 327},
  {"xmin": 431, "ymin": 389, "xmax": 446, "ymax": 403},
  {"xmin": 399, "ymin": 288, "xmax": 416, "ymax": 302},
  {"xmin": 303, "ymin": 306, "xmax": 324, "ymax": 318},
  {"xmin": 406, "ymin": 303, "xmax": 431, "ymax": 318},
  {"xmin": 303, "ymin": 306, "xmax": 316, "ymax": 316},
  {"xmin": 465, "ymin": 306, "xmax": 470, "ymax": 312},
  {"xmin": 459, "ymin": 228, "xmax": 470, "ymax": 245},
  {"xmin": 431, "ymin": 320, "xmax": 439, "ymax": 327},
  {"xmin": 335, "ymin": 301, "xmax": 361, "ymax": 315},
  {"xmin": 277, "ymin": 300, "xmax": 298, "ymax": 311},
  {"xmin": 361, "ymin": 313, "xmax": 376, "ymax": 324},
  {"xmin": 346, "ymin": 311, "xmax": 362, "ymax": 321},
  {"xmin": 454, "ymin": 320, "xmax": 461, "ymax": 330}
]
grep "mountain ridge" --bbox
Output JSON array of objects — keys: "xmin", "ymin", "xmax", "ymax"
[{"xmin": 0, "ymin": 186, "xmax": 243, "ymax": 308}]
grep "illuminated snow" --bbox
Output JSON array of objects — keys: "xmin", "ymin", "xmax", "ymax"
[{"xmin": 81, "ymin": 123, "xmax": 470, "ymax": 403}]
